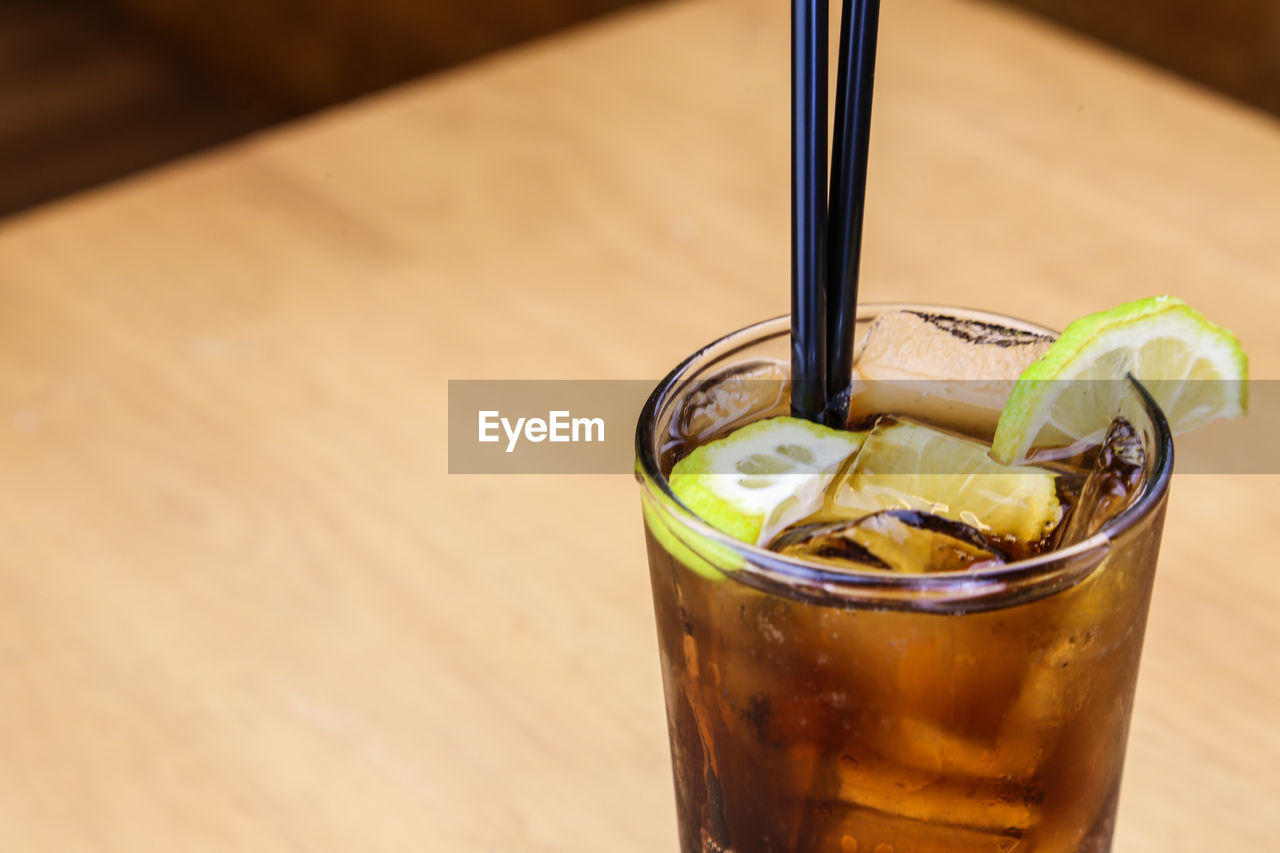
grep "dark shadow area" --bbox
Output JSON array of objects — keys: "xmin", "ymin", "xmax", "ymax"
[
  {"xmin": 0, "ymin": 0, "xmax": 659, "ymax": 220},
  {"xmin": 0, "ymin": 0, "xmax": 280, "ymax": 219},
  {"xmin": 990, "ymin": 0, "xmax": 1280, "ymax": 118},
  {"xmin": 2, "ymin": 0, "xmax": 1275, "ymax": 221}
]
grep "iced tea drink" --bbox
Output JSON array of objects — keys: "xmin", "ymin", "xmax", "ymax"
[{"xmin": 636, "ymin": 307, "xmax": 1172, "ymax": 853}]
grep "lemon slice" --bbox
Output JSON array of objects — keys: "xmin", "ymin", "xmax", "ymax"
[
  {"xmin": 991, "ymin": 296, "xmax": 1248, "ymax": 463},
  {"xmin": 669, "ymin": 417, "xmax": 866, "ymax": 546},
  {"xmin": 827, "ymin": 420, "xmax": 1063, "ymax": 542}
]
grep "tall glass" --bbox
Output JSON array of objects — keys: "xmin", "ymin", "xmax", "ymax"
[{"xmin": 635, "ymin": 307, "xmax": 1172, "ymax": 853}]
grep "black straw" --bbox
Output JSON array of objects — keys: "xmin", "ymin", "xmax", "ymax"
[
  {"xmin": 825, "ymin": 0, "xmax": 880, "ymax": 424},
  {"xmin": 790, "ymin": 0, "xmax": 828, "ymax": 422}
]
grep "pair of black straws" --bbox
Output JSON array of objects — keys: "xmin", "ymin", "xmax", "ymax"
[{"xmin": 790, "ymin": 0, "xmax": 881, "ymax": 425}]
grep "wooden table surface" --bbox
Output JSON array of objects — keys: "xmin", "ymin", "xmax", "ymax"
[{"xmin": 0, "ymin": 0, "xmax": 1276, "ymax": 849}]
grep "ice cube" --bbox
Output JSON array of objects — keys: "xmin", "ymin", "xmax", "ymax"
[
  {"xmin": 667, "ymin": 359, "xmax": 790, "ymax": 452},
  {"xmin": 797, "ymin": 796, "xmax": 1029, "ymax": 853},
  {"xmin": 850, "ymin": 310, "xmax": 1053, "ymax": 434},
  {"xmin": 824, "ymin": 752, "xmax": 1037, "ymax": 834},
  {"xmin": 770, "ymin": 510, "xmax": 1007, "ymax": 573},
  {"xmin": 1051, "ymin": 418, "xmax": 1146, "ymax": 547},
  {"xmin": 826, "ymin": 419, "xmax": 1065, "ymax": 544}
]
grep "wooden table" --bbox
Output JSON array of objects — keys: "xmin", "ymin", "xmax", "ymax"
[{"xmin": 0, "ymin": 0, "xmax": 1276, "ymax": 849}]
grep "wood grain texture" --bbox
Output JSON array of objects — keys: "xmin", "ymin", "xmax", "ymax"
[{"xmin": 0, "ymin": 0, "xmax": 1276, "ymax": 850}]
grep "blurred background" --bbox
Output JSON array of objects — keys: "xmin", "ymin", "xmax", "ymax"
[{"xmin": 3, "ymin": 0, "xmax": 1277, "ymax": 221}]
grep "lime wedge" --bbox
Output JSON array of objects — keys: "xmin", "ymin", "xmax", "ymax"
[
  {"xmin": 669, "ymin": 417, "xmax": 866, "ymax": 546},
  {"xmin": 991, "ymin": 296, "xmax": 1248, "ymax": 463},
  {"xmin": 827, "ymin": 420, "xmax": 1064, "ymax": 543},
  {"xmin": 640, "ymin": 471, "xmax": 741, "ymax": 581}
]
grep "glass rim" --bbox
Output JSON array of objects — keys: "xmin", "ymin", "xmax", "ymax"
[{"xmin": 634, "ymin": 306, "xmax": 1174, "ymax": 609}]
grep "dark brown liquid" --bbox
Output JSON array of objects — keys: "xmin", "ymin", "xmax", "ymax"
[{"xmin": 646, "ymin": 392, "xmax": 1164, "ymax": 852}]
